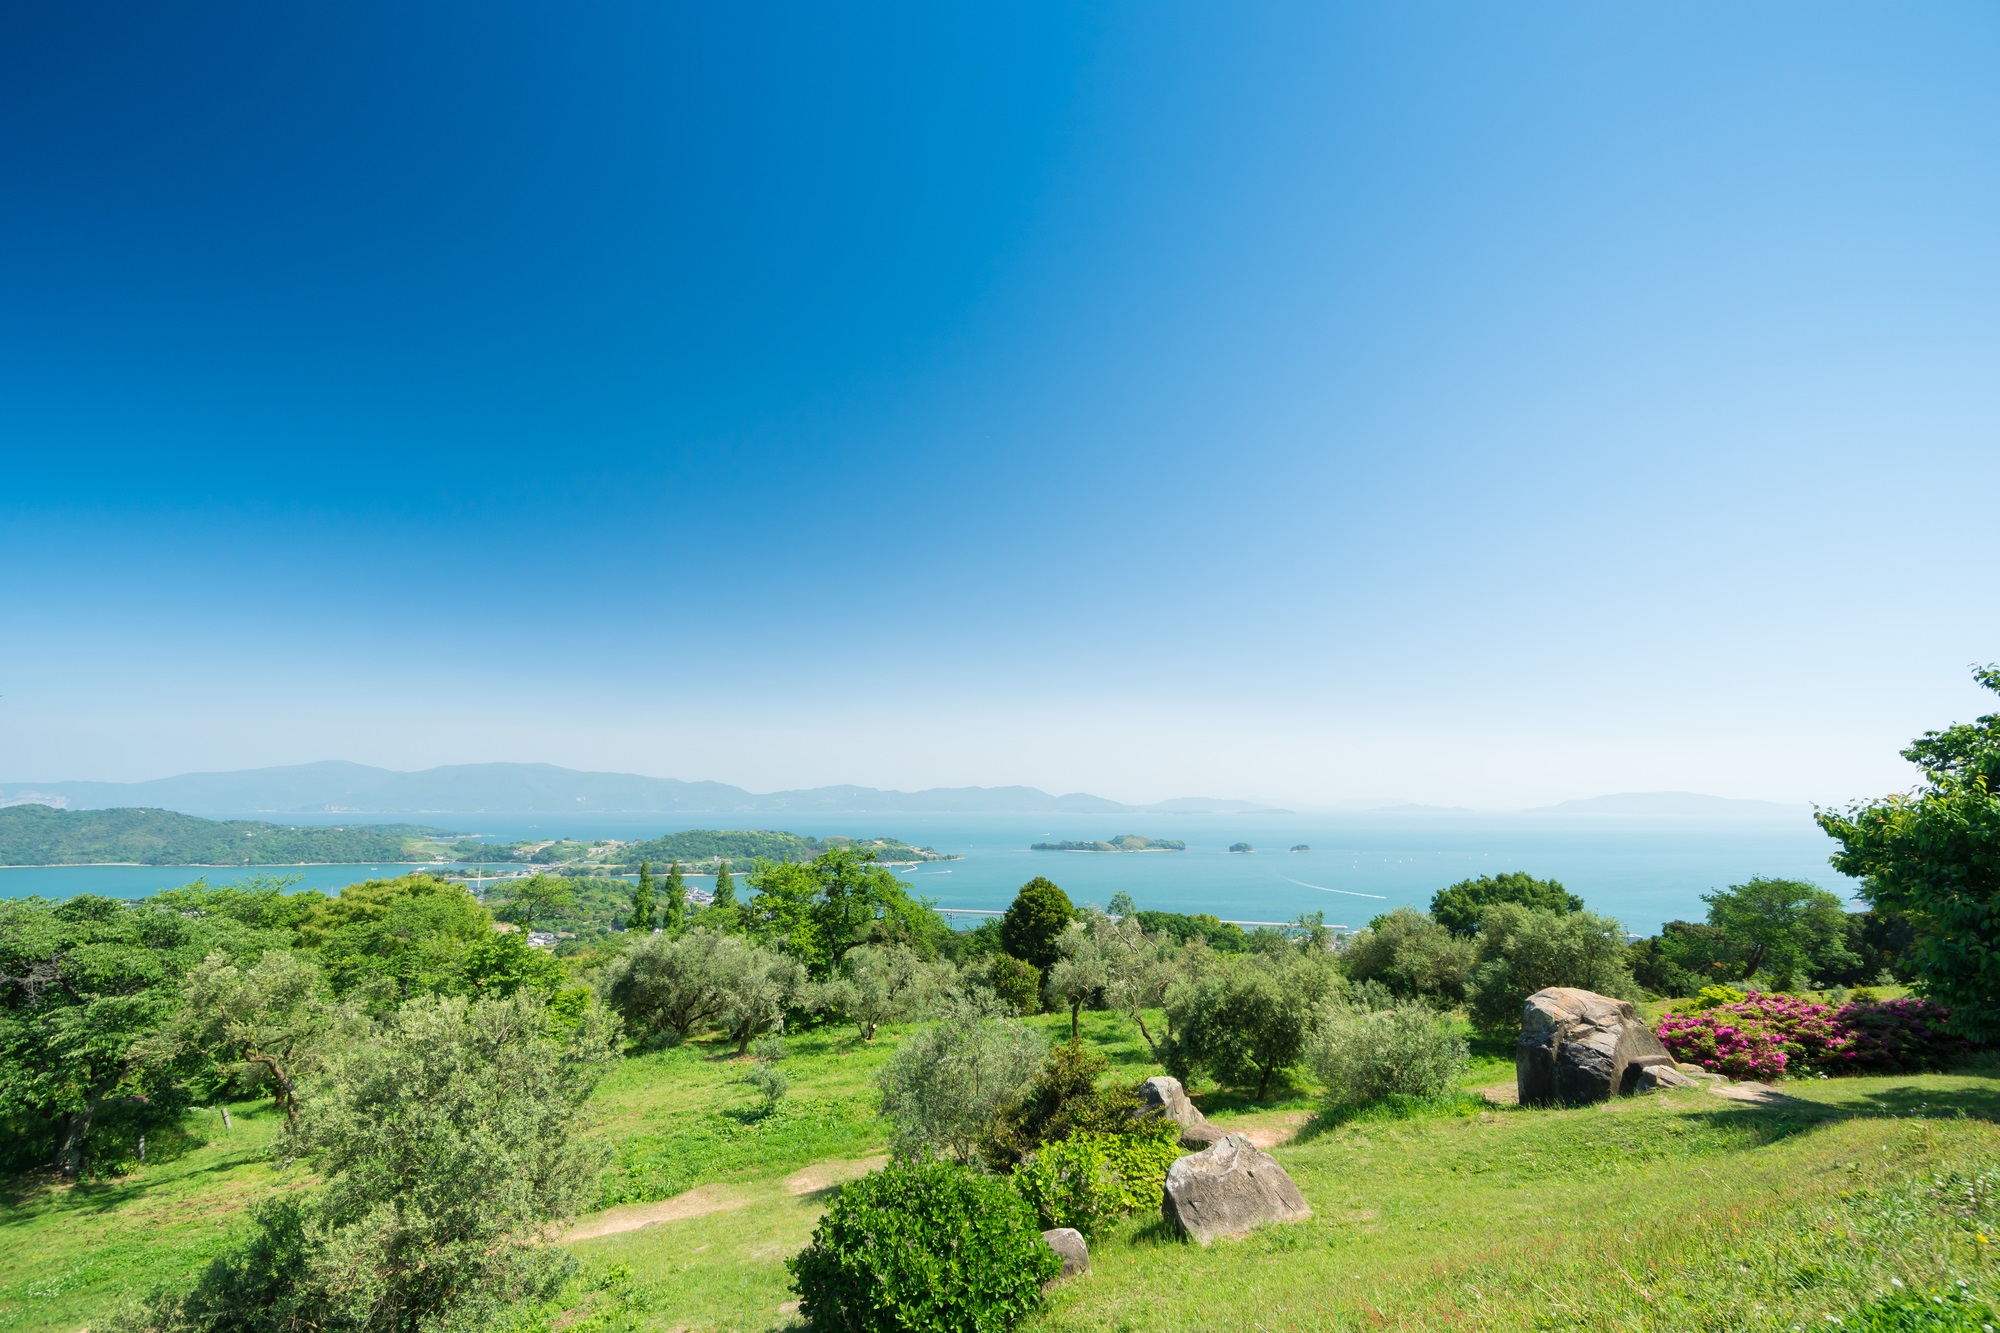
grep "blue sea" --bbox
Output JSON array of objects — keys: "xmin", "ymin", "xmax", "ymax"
[{"xmin": 0, "ymin": 811, "xmax": 1858, "ymax": 936}]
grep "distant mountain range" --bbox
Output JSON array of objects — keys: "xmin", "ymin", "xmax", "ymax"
[
  {"xmin": 1518, "ymin": 792, "xmax": 1809, "ymax": 820},
  {"xmin": 0, "ymin": 762, "xmax": 1290, "ymax": 817}
]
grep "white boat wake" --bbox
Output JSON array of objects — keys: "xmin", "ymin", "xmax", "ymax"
[{"xmin": 1278, "ymin": 875, "xmax": 1386, "ymax": 900}]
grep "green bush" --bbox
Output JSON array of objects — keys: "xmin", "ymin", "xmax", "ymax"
[
  {"xmin": 1310, "ymin": 1003, "xmax": 1468, "ymax": 1106},
  {"xmin": 788, "ymin": 1158, "xmax": 1061, "ymax": 1333},
  {"xmin": 982, "ymin": 1040, "xmax": 1140, "ymax": 1168},
  {"xmin": 1464, "ymin": 903, "xmax": 1639, "ymax": 1037},
  {"xmin": 1011, "ymin": 1124, "xmax": 1182, "ymax": 1237}
]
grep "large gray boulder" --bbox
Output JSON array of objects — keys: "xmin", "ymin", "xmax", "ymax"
[
  {"xmin": 1160, "ymin": 1133, "xmax": 1310, "ymax": 1245},
  {"xmin": 1516, "ymin": 987, "xmax": 1675, "ymax": 1106},
  {"xmin": 1041, "ymin": 1227, "xmax": 1088, "ymax": 1281},
  {"xmin": 1136, "ymin": 1075, "xmax": 1226, "ymax": 1148}
]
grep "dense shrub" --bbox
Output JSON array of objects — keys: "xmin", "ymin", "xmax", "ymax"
[
  {"xmin": 999, "ymin": 878, "xmax": 1076, "ymax": 973},
  {"xmin": 788, "ymin": 1158, "xmax": 1060, "ymax": 1333},
  {"xmin": 985, "ymin": 955, "xmax": 1042, "ymax": 1016},
  {"xmin": 1339, "ymin": 907, "xmax": 1474, "ymax": 1002},
  {"xmin": 1657, "ymin": 993, "xmax": 1968, "ymax": 1079},
  {"xmin": 1835, "ymin": 997, "xmax": 1972, "ymax": 1073},
  {"xmin": 982, "ymin": 1039, "xmax": 1140, "ymax": 1168},
  {"xmin": 1310, "ymin": 1003, "xmax": 1468, "ymax": 1106},
  {"xmin": 1011, "ymin": 1123, "xmax": 1182, "ymax": 1237},
  {"xmin": 1464, "ymin": 904, "xmax": 1638, "ymax": 1037}
]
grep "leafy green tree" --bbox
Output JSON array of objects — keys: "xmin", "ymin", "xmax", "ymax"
[
  {"xmin": 748, "ymin": 848, "xmax": 943, "ymax": 978},
  {"xmin": 1339, "ymin": 906, "xmax": 1476, "ymax": 1002},
  {"xmin": 461, "ymin": 929, "xmax": 571, "ymax": 1001},
  {"xmin": 718, "ymin": 944, "xmax": 807, "ymax": 1055},
  {"xmin": 1465, "ymin": 903, "xmax": 1639, "ymax": 1036},
  {"xmin": 0, "ymin": 895, "xmax": 269, "ymax": 1176},
  {"xmin": 630, "ymin": 861, "xmax": 656, "ymax": 933},
  {"xmin": 493, "ymin": 873, "xmax": 575, "ymax": 936},
  {"xmin": 662, "ymin": 859, "xmax": 688, "ymax": 934},
  {"xmin": 877, "ymin": 1004, "xmax": 1046, "ymax": 1163},
  {"xmin": 1044, "ymin": 919, "xmax": 1110, "ymax": 1041},
  {"xmin": 303, "ymin": 875, "xmax": 493, "ymax": 1011},
  {"xmin": 170, "ymin": 948, "xmax": 351, "ymax": 1127},
  {"xmin": 1163, "ymin": 951, "xmax": 1343, "ymax": 1100},
  {"xmin": 1819, "ymin": 665, "xmax": 2000, "ymax": 1039},
  {"xmin": 1698, "ymin": 877, "xmax": 1858, "ymax": 989},
  {"xmin": 815, "ymin": 943, "xmax": 955, "ymax": 1040},
  {"xmin": 712, "ymin": 860, "xmax": 737, "ymax": 912},
  {"xmin": 599, "ymin": 926, "xmax": 774, "ymax": 1044},
  {"xmin": 125, "ymin": 991, "xmax": 616, "ymax": 1333},
  {"xmin": 1430, "ymin": 872, "xmax": 1582, "ymax": 937},
  {"xmin": 1000, "ymin": 878, "xmax": 1075, "ymax": 972}
]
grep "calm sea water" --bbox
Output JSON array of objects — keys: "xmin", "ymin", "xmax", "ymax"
[{"xmin": 0, "ymin": 811, "xmax": 1856, "ymax": 935}]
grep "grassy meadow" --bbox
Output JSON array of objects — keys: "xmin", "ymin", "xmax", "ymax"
[{"xmin": 3, "ymin": 1007, "xmax": 1996, "ymax": 1333}]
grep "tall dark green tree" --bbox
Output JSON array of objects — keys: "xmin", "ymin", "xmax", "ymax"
[
  {"xmin": 1820, "ymin": 665, "xmax": 2000, "ymax": 1039},
  {"xmin": 1000, "ymin": 878, "xmax": 1076, "ymax": 972},
  {"xmin": 1430, "ymin": 872, "xmax": 1582, "ymax": 937},
  {"xmin": 1698, "ymin": 877, "xmax": 1856, "ymax": 990},
  {"xmin": 662, "ymin": 860, "xmax": 688, "ymax": 934},
  {"xmin": 712, "ymin": 861, "xmax": 737, "ymax": 911},
  {"xmin": 629, "ymin": 861, "xmax": 656, "ymax": 933}
]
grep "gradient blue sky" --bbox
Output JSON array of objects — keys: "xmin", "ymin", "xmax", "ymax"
[{"xmin": 4, "ymin": 2, "xmax": 1997, "ymax": 807}]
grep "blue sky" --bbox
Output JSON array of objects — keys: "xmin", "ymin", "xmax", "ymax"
[{"xmin": 4, "ymin": 2, "xmax": 1997, "ymax": 806}]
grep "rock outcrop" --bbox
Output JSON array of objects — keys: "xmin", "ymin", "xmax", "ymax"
[
  {"xmin": 1160, "ymin": 1133, "xmax": 1310, "ymax": 1245},
  {"xmin": 1516, "ymin": 987, "xmax": 1676, "ymax": 1106},
  {"xmin": 1634, "ymin": 1063, "xmax": 1700, "ymax": 1092},
  {"xmin": 1041, "ymin": 1227, "xmax": 1089, "ymax": 1280},
  {"xmin": 1135, "ymin": 1075, "xmax": 1226, "ymax": 1148}
]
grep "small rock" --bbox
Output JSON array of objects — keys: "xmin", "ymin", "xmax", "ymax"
[
  {"xmin": 1041, "ymin": 1227, "xmax": 1089, "ymax": 1279},
  {"xmin": 1675, "ymin": 1064, "xmax": 1727, "ymax": 1082},
  {"xmin": 1161, "ymin": 1133, "xmax": 1310, "ymax": 1246},
  {"xmin": 1635, "ymin": 1063, "xmax": 1699, "ymax": 1092},
  {"xmin": 1136, "ymin": 1074, "xmax": 1225, "ymax": 1148},
  {"xmin": 1516, "ymin": 988, "xmax": 1675, "ymax": 1107},
  {"xmin": 1136, "ymin": 1076, "xmax": 1204, "ymax": 1128}
]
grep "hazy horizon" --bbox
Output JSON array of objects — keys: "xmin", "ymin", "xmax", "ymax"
[{"xmin": 4, "ymin": 6, "xmax": 1996, "ymax": 805}]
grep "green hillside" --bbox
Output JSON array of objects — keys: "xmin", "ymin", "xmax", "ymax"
[{"xmin": 0, "ymin": 804, "xmax": 454, "ymax": 866}]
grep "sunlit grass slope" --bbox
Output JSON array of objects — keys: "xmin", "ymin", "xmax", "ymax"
[{"xmin": 3, "ymin": 1009, "xmax": 1995, "ymax": 1333}]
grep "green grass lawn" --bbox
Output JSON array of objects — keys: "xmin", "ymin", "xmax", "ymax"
[{"xmin": 5, "ymin": 1008, "xmax": 1997, "ymax": 1333}]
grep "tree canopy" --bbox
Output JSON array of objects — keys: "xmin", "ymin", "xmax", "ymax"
[
  {"xmin": 1430, "ymin": 872, "xmax": 1582, "ymax": 937},
  {"xmin": 1000, "ymin": 878, "xmax": 1076, "ymax": 972},
  {"xmin": 1820, "ymin": 664, "xmax": 2000, "ymax": 1039}
]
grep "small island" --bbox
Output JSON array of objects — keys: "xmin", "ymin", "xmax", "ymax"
[
  {"xmin": 1228, "ymin": 841, "xmax": 1255, "ymax": 853},
  {"xmin": 1030, "ymin": 834, "xmax": 1186, "ymax": 853},
  {"xmin": 1290, "ymin": 843, "xmax": 1311, "ymax": 852}
]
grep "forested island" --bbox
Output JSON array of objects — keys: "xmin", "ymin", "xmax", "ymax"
[
  {"xmin": 1029, "ymin": 834, "xmax": 1186, "ymax": 852},
  {"xmin": 445, "ymin": 828, "xmax": 955, "ymax": 872},
  {"xmin": 0, "ymin": 804, "xmax": 458, "ymax": 866}
]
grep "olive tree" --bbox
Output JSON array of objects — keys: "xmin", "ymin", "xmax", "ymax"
[
  {"xmin": 122, "ymin": 991, "xmax": 617, "ymax": 1333},
  {"xmin": 1162, "ymin": 951, "xmax": 1343, "ymax": 1101},
  {"xmin": 814, "ymin": 943, "xmax": 955, "ymax": 1040},
  {"xmin": 876, "ymin": 1004, "xmax": 1046, "ymax": 1163},
  {"xmin": 601, "ymin": 926, "xmax": 751, "ymax": 1043}
]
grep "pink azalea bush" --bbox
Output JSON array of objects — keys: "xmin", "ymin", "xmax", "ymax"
[{"xmin": 1656, "ymin": 993, "xmax": 1965, "ymax": 1080}]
